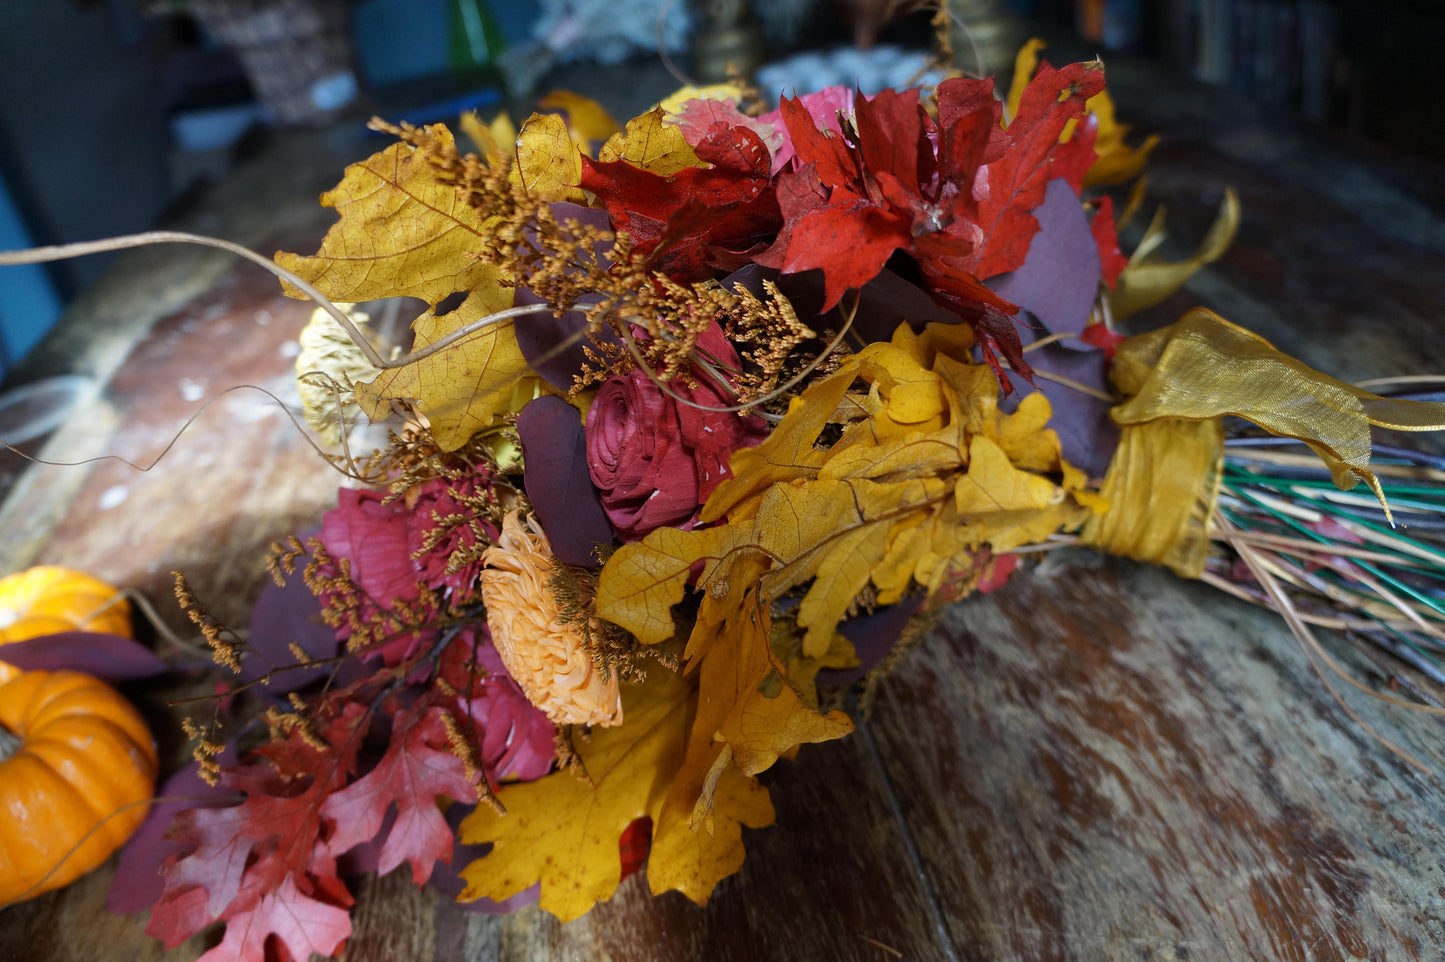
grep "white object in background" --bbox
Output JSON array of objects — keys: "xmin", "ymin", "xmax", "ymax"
[
  {"xmin": 756, "ymin": 45, "xmax": 947, "ymax": 105},
  {"xmin": 0, "ymin": 374, "xmax": 93, "ymax": 445}
]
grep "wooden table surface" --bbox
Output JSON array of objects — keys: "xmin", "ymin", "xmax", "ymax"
[{"xmin": 3, "ymin": 50, "xmax": 1445, "ymax": 962}]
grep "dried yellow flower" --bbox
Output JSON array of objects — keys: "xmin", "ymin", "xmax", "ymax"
[
  {"xmin": 480, "ymin": 510, "xmax": 622, "ymax": 727},
  {"xmin": 295, "ymin": 303, "xmax": 382, "ymax": 446}
]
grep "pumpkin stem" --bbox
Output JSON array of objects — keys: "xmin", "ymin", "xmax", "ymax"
[{"xmin": 0, "ymin": 723, "xmax": 18, "ymax": 763}]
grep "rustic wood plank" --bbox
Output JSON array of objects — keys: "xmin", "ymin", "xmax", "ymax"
[{"xmin": 867, "ymin": 561, "xmax": 1445, "ymax": 961}]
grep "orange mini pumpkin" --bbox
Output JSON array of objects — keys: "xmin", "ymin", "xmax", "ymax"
[
  {"xmin": 0, "ymin": 669, "xmax": 158, "ymax": 906},
  {"xmin": 0, "ymin": 566, "xmax": 132, "ymax": 684}
]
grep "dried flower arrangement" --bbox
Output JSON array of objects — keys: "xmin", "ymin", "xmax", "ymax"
[{"xmin": 3, "ymin": 34, "xmax": 1445, "ymax": 962}]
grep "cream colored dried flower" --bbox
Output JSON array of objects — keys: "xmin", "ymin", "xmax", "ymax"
[
  {"xmin": 295, "ymin": 303, "xmax": 381, "ymax": 446},
  {"xmin": 480, "ymin": 510, "xmax": 623, "ymax": 727}
]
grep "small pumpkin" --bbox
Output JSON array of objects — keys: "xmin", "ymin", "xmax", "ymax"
[
  {"xmin": 0, "ymin": 669, "xmax": 158, "ymax": 906},
  {"xmin": 0, "ymin": 566, "xmax": 132, "ymax": 684}
]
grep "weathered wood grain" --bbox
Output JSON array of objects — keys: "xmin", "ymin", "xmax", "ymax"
[{"xmin": 872, "ymin": 560, "xmax": 1445, "ymax": 961}]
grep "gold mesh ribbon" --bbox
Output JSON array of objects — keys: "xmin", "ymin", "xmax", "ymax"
[
  {"xmin": 1081, "ymin": 418, "xmax": 1223, "ymax": 577},
  {"xmin": 1081, "ymin": 308, "xmax": 1445, "ymax": 577}
]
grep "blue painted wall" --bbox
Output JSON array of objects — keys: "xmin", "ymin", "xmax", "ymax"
[{"xmin": 0, "ymin": 176, "xmax": 62, "ymax": 379}]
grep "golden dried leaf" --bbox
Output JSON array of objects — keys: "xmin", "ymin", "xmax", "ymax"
[
  {"xmin": 275, "ymin": 125, "xmax": 493, "ymax": 307},
  {"xmin": 353, "ymin": 267, "xmax": 537, "ymax": 450},
  {"xmin": 598, "ymin": 106, "xmax": 701, "ymax": 176},
  {"xmin": 537, "ymin": 89, "xmax": 622, "ymax": 145},
  {"xmin": 657, "ymin": 83, "xmax": 745, "ymax": 119},
  {"xmin": 459, "ymin": 657, "xmax": 779, "ymax": 919},
  {"xmin": 458, "ymin": 666, "xmax": 694, "ymax": 921},
  {"xmin": 699, "ymin": 370, "xmax": 852, "ymax": 523},
  {"xmin": 460, "ymin": 109, "xmax": 516, "ymax": 167},
  {"xmin": 599, "ymin": 320, "xmax": 1095, "ymax": 661},
  {"xmin": 1082, "ymin": 87, "xmax": 1159, "ymax": 188},
  {"xmin": 511, "ymin": 112, "xmax": 586, "ymax": 204},
  {"xmin": 1110, "ymin": 188, "xmax": 1240, "ymax": 320},
  {"xmin": 647, "ymin": 755, "xmax": 772, "ymax": 905},
  {"xmin": 650, "ymin": 561, "xmax": 846, "ymax": 902}
]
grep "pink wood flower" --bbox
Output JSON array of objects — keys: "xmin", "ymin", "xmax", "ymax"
[{"xmin": 585, "ymin": 322, "xmax": 767, "ymax": 541}]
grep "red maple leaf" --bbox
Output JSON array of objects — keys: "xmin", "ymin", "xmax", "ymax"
[
  {"xmin": 1088, "ymin": 194, "xmax": 1129, "ymax": 288},
  {"xmin": 961, "ymin": 61, "xmax": 1103, "ymax": 279},
  {"xmin": 976, "ymin": 550, "xmax": 1020, "ymax": 594},
  {"xmin": 618, "ymin": 815, "xmax": 652, "ymax": 882},
  {"xmin": 755, "ymin": 66, "xmax": 1104, "ymax": 388},
  {"xmin": 1080, "ymin": 322, "xmax": 1125, "ymax": 357},
  {"xmin": 579, "ymin": 123, "xmax": 780, "ymax": 281},
  {"xmin": 675, "ymin": 97, "xmax": 780, "ymax": 161},
  {"xmin": 321, "ymin": 702, "xmax": 479, "ymax": 884}
]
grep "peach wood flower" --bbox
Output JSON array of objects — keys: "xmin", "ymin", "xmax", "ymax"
[{"xmin": 479, "ymin": 510, "xmax": 622, "ymax": 727}]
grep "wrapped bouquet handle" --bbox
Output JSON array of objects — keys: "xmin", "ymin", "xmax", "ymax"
[{"xmin": 1083, "ymin": 309, "xmax": 1445, "ymax": 576}]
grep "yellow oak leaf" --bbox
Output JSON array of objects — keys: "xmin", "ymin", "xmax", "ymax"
[
  {"xmin": 458, "ymin": 666, "xmax": 694, "ymax": 921},
  {"xmin": 460, "ymin": 657, "xmax": 782, "ymax": 918},
  {"xmin": 932, "ymin": 352, "xmax": 1004, "ymax": 436},
  {"xmin": 598, "ymin": 106, "xmax": 701, "ymax": 176},
  {"xmin": 650, "ymin": 751, "xmax": 774, "ymax": 901},
  {"xmin": 1082, "ymin": 86, "xmax": 1159, "ymax": 188},
  {"xmin": 599, "ymin": 318, "xmax": 1094, "ymax": 662},
  {"xmin": 772, "ymin": 617, "xmax": 859, "ymax": 709},
  {"xmin": 647, "ymin": 748, "xmax": 773, "ymax": 905},
  {"xmin": 699, "ymin": 360, "xmax": 853, "ymax": 523},
  {"xmin": 353, "ymin": 267, "xmax": 537, "ymax": 450},
  {"xmin": 898, "ymin": 316, "xmax": 976, "ymax": 368},
  {"xmin": 870, "ymin": 523, "xmax": 930, "ymax": 604},
  {"xmin": 275, "ymin": 125, "xmax": 494, "ymax": 306},
  {"xmin": 650, "ymin": 571, "xmax": 847, "ymax": 903},
  {"xmin": 820, "ymin": 422, "xmax": 966, "ymax": 482},
  {"xmin": 765, "ymin": 479, "xmax": 944, "ymax": 656},
  {"xmin": 511, "ymin": 112, "xmax": 586, "ymax": 204},
  {"xmin": 954, "ymin": 435, "xmax": 1061, "ymax": 515},
  {"xmin": 985, "ymin": 390, "xmax": 1064, "ymax": 472},
  {"xmin": 603, "ymin": 476, "xmax": 948, "ymax": 659},
  {"xmin": 593, "ymin": 522, "xmax": 758, "ymax": 648},
  {"xmin": 710, "ymin": 584, "xmax": 854, "ymax": 780}
]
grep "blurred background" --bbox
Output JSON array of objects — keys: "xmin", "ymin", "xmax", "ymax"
[{"xmin": 0, "ymin": 0, "xmax": 1437, "ymax": 380}]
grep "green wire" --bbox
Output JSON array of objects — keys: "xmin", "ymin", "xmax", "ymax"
[
  {"xmin": 1224, "ymin": 483, "xmax": 1445, "ymax": 622},
  {"xmin": 1224, "ymin": 469, "xmax": 1445, "ymax": 507}
]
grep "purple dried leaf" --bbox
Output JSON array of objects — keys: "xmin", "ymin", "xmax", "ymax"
[
  {"xmin": 1007, "ymin": 342, "xmax": 1119, "ymax": 478},
  {"xmin": 515, "ymin": 203, "xmax": 621, "ymax": 390},
  {"xmin": 243, "ymin": 567, "xmax": 339, "ymax": 695},
  {"xmin": 818, "ymin": 594, "xmax": 926, "ymax": 689},
  {"xmin": 517, "ymin": 395, "xmax": 614, "ymax": 567},
  {"xmin": 985, "ymin": 177, "xmax": 1101, "ymax": 347},
  {"xmin": 0, "ymin": 632, "xmax": 168, "ymax": 680}
]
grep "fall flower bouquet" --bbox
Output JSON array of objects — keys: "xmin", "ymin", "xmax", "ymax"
[{"xmin": 33, "ymin": 41, "xmax": 1438, "ymax": 962}]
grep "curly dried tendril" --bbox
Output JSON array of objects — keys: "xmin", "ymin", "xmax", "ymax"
[{"xmin": 0, "ymin": 231, "xmax": 555, "ymax": 372}]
